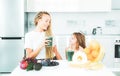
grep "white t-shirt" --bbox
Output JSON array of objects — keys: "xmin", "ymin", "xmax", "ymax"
[{"xmin": 24, "ymin": 31, "xmax": 56, "ymax": 59}]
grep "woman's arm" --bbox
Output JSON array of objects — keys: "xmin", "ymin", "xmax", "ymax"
[{"xmin": 53, "ymin": 45, "xmax": 62, "ymax": 60}]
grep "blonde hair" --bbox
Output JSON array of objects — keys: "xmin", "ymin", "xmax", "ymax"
[{"xmin": 34, "ymin": 11, "xmax": 54, "ymax": 59}]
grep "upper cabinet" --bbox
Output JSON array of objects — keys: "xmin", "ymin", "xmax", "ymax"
[
  {"xmin": 0, "ymin": 0, "xmax": 24, "ymax": 37},
  {"xmin": 112, "ymin": 0, "xmax": 120, "ymax": 10},
  {"xmin": 25, "ymin": 0, "xmax": 111, "ymax": 12}
]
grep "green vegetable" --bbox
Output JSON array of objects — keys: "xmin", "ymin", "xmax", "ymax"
[{"xmin": 26, "ymin": 62, "xmax": 34, "ymax": 71}]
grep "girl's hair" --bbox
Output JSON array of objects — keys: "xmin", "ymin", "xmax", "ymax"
[
  {"xmin": 34, "ymin": 11, "xmax": 54, "ymax": 59},
  {"xmin": 73, "ymin": 32, "xmax": 86, "ymax": 50}
]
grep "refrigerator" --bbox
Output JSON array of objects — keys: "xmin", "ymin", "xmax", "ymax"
[{"xmin": 0, "ymin": 0, "xmax": 24, "ymax": 73}]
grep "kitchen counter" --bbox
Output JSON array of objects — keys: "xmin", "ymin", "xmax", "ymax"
[{"xmin": 10, "ymin": 60, "xmax": 115, "ymax": 76}]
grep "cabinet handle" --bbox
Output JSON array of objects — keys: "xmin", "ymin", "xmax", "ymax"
[{"xmin": 1, "ymin": 37, "xmax": 22, "ymax": 40}]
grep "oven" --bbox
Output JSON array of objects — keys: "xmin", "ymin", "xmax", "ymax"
[
  {"xmin": 115, "ymin": 39, "xmax": 120, "ymax": 62},
  {"xmin": 114, "ymin": 39, "xmax": 120, "ymax": 68}
]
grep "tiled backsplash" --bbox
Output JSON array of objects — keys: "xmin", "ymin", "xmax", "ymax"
[{"xmin": 25, "ymin": 10, "xmax": 120, "ymax": 35}]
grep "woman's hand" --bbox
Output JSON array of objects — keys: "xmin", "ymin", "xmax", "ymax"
[
  {"xmin": 52, "ymin": 45, "xmax": 57, "ymax": 53},
  {"xmin": 26, "ymin": 39, "xmax": 50, "ymax": 59},
  {"xmin": 40, "ymin": 39, "xmax": 50, "ymax": 48},
  {"xmin": 52, "ymin": 45, "xmax": 62, "ymax": 60}
]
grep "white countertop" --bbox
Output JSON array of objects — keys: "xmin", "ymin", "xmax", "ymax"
[{"xmin": 10, "ymin": 60, "xmax": 116, "ymax": 76}]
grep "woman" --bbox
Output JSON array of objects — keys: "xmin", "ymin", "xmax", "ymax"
[
  {"xmin": 65, "ymin": 32, "xmax": 86, "ymax": 59},
  {"xmin": 25, "ymin": 11, "xmax": 62, "ymax": 60}
]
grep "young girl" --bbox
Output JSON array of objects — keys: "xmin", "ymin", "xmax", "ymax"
[
  {"xmin": 65, "ymin": 32, "xmax": 87, "ymax": 62},
  {"xmin": 25, "ymin": 11, "xmax": 62, "ymax": 60}
]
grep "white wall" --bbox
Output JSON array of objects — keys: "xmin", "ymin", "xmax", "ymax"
[
  {"xmin": 50, "ymin": 10, "xmax": 120, "ymax": 35},
  {"xmin": 26, "ymin": 10, "xmax": 120, "ymax": 35}
]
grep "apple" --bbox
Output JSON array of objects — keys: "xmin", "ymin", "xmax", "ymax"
[{"xmin": 20, "ymin": 60, "xmax": 28, "ymax": 70}]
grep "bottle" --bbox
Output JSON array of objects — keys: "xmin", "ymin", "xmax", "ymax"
[{"xmin": 96, "ymin": 27, "xmax": 102, "ymax": 35}]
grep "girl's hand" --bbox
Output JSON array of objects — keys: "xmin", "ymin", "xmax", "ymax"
[{"xmin": 79, "ymin": 46, "xmax": 84, "ymax": 51}]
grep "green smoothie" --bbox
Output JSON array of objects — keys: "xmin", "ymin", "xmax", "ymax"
[
  {"xmin": 66, "ymin": 50, "xmax": 74, "ymax": 61},
  {"xmin": 46, "ymin": 36, "xmax": 53, "ymax": 47}
]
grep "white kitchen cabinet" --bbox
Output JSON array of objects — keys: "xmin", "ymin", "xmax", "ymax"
[
  {"xmin": 0, "ymin": 0, "xmax": 24, "ymax": 73},
  {"xmin": 0, "ymin": 0, "xmax": 24, "ymax": 37},
  {"xmin": 26, "ymin": 0, "xmax": 111, "ymax": 12},
  {"xmin": 0, "ymin": 38, "xmax": 24, "ymax": 72},
  {"xmin": 112, "ymin": 0, "xmax": 120, "ymax": 10}
]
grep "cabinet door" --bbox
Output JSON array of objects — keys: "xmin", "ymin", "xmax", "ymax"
[
  {"xmin": 0, "ymin": 0, "xmax": 24, "ymax": 37},
  {"xmin": 26, "ymin": 0, "xmax": 111, "ymax": 12},
  {"xmin": 0, "ymin": 38, "xmax": 24, "ymax": 72},
  {"xmin": 97, "ymin": 38, "xmax": 114, "ymax": 68},
  {"xmin": 112, "ymin": 0, "xmax": 120, "ymax": 10}
]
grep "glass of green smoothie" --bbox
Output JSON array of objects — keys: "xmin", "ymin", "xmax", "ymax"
[{"xmin": 66, "ymin": 50, "xmax": 74, "ymax": 61}]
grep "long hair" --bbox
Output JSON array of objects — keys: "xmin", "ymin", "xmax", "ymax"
[
  {"xmin": 73, "ymin": 32, "xmax": 86, "ymax": 50},
  {"xmin": 34, "ymin": 11, "xmax": 54, "ymax": 59}
]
